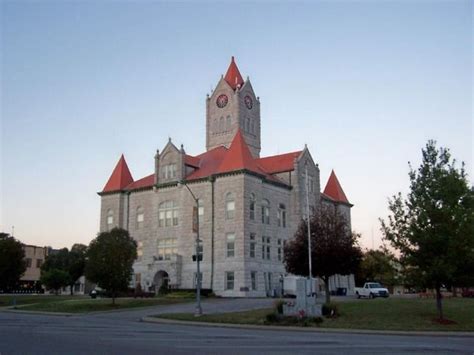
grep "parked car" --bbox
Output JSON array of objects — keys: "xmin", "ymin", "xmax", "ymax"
[{"xmin": 354, "ymin": 282, "xmax": 389, "ymax": 299}]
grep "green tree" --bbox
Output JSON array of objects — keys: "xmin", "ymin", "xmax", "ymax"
[
  {"xmin": 41, "ymin": 245, "xmax": 87, "ymax": 295},
  {"xmin": 0, "ymin": 233, "xmax": 26, "ymax": 291},
  {"xmin": 40, "ymin": 269, "xmax": 71, "ymax": 294},
  {"xmin": 85, "ymin": 228, "xmax": 137, "ymax": 304},
  {"xmin": 356, "ymin": 247, "xmax": 398, "ymax": 287},
  {"xmin": 381, "ymin": 140, "xmax": 474, "ymax": 320},
  {"xmin": 284, "ymin": 205, "xmax": 363, "ymax": 304}
]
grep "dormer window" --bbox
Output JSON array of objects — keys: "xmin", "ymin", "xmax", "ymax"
[{"xmin": 162, "ymin": 164, "xmax": 177, "ymax": 179}]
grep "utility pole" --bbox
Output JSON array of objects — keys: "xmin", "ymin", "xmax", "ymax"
[
  {"xmin": 305, "ymin": 163, "xmax": 313, "ymax": 298},
  {"xmin": 179, "ymin": 180, "xmax": 202, "ymax": 316}
]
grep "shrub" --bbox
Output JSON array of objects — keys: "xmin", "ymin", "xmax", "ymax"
[
  {"xmin": 265, "ymin": 312, "xmax": 279, "ymax": 324},
  {"xmin": 274, "ymin": 300, "xmax": 285, "ymax": 314},
  {"xmin": 322, "ymin": 302, "xmax": 339, "ymax": 317}
]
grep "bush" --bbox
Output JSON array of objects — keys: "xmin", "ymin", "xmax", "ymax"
[
  {"xmin": 322, "ymin": 302, "xmax": 339, "ymax": 317},
  {"xmin": 274, "ymin": 300, "xmax": 285, "ymax": 314},
  {"xmin": 265, "ymin": 312, "xmax": 279, "ymax": 324}
]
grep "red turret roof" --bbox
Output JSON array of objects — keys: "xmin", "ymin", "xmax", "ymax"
[
  {"xmin": 224, "ymin": 56, "xmax": 244, "ymax": 90},
  {"xmin": 323, "ymin": 170, "xmax": 350, "ymax": 204},
  {"xmin": 102, "ymin": 154, "xmax": 134, "ymax": 192}
]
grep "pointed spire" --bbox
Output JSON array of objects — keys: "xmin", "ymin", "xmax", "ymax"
[
  {"xmin": 102, "ymin": 154, "xmax": 134, "ymax": 192},
  {"xmin": 323, "ymin": 170, "xmax": 350, "ymax": 204},
  {"xmin": 224, "ymin": 56, "xmax": 244, "ymax": 90},
  {"xmin": 218, "ymin": 130, "xmax": 263, "ymax": 174}
]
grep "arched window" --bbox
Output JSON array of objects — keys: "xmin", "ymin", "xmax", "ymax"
[
  {"xmin": 249, "ymin": 193, "xmax": 256, "ymax": 220},
  {"xmin": 106, "ymin": 209, "xmax": 114, "ymax": 230},
  {"xmin": 261, "ymin": 199, "xmax": 270, "ymax": 224},
  {"xmin": 277, "ymin": 203, "xmax": 286, "ymax": 228},
  {"xmin": 226, "ymin": 115, "xmax": 231, "ymax": 131},
  {"xmin": 225, "ymin": 192, "xmax": 235, "ymax": 219},
  {"xmin": 136, "ymin": 206, "xmax": 144, "ymax": 229},
  {"xmin": 158, "ymin": 201, "xmax": 179, "ymax": 227},
  {"xmin": 219, "ymin": 116, "xmax": 224, "ymax": 132}
]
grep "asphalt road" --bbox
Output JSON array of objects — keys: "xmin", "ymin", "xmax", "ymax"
[{"xmin": 0, "ymin": 298, "xmax": 473, "ymax": 355}]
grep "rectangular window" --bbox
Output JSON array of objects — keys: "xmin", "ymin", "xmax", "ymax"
[
  {"xmin": 251, "ymin": 271, "xmax": 257, "ymax": 291},
  {"xmin": 249, "ymin": 234, "xmax": 256, "ymax": 258},
  {"xmin": 282, "ymin": 210, "xmax": 286, "ymax": 228},
  {"xmin": 26, "ymin": 258, "xmax": 32, "ymax": 268},
  {"xmin": 226, "ymin": 200, "xmax": 235, "ymax": 219},
  {"xmin": 277, "ymin": 239, "xmax": 282, "ymax": 261},
  {"xmin": 157, "ymin": 238, "xmax": 177, "ymax": 261},
  {"xmin": 262, "ymin": 237, "xmax": 271, "ymax": 260},
  {"xmin": 137, "ymin": 241, "xmax": 143, "ymax": 257},
  {"xmin": 226, "ymin": 233, "xmax": 235, "ymax": 257},
  {"xmin": 250, "ymin": 203, "xmax": 255, "ymax": 220},
  {"xmin": 36, "ymin": 259, "xmax": 43, "ymax": 268},
  {"xmin": 225, "ymin": 272, "xmax": 234, "ymax": 290}
]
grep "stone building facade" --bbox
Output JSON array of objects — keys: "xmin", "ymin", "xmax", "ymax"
[{"xmin": 98, "ymin": 58, "xmax": 354, "ymax": 297}]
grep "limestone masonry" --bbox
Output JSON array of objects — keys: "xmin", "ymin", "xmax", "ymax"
[{"xmin": 98, "ymin": 57, "xmax": 354, "ymax": 297}]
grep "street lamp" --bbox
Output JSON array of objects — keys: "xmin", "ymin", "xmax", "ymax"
[
  {"xmin": 179, "ymin": 180, "xmax": 202, "ymax": 316},
  {"xmin": 305, "ymin": 162, "xmax": 313, "ymax": 298}
]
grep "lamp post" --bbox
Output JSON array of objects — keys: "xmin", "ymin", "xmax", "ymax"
[{"xmin": 179, "ymin": 180, "xmax": 202, "ymax": 316}]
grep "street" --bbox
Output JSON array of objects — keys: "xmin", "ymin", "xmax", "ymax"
[{"xmin": 0, "ymin": 298, "xmax": 473, "ymax": 354}]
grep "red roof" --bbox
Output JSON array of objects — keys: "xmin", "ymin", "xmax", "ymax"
[
  {"xmin": 102, "ymin": 155, "xmax": 134, "ymax": 192},
  {"xmin": 185, "ymin": 146, "xmax": 228, "ymax": 180},
  {"xmin": 125, "ymin": 174, "xmax": 154, "ymax": 190},
  {"xmin": 323, "ymin": 170, "xmax": 350, "ymax": 204},
  {"xmin": 185, "ymin": 154, "xmax": 201, "ymax": 168},
  {"xmin": 257, "ymin": 151, "xmax": 302, "ymax": 174},
  {"xmin": 224, "ymin": 56, "xmax": 244, "ymax": 90}
]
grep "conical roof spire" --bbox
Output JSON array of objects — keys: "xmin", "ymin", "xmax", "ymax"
[
  {"xmin": 224, "ymin": 56, "xmax": 244, "ymax": 90},
  {"xmin": 323, "ymin": 170, "xmax": 350, "ymax": 204},
  {"xmin": 102, "ymin": 154, "xmax": 134, "ymax": 192}
]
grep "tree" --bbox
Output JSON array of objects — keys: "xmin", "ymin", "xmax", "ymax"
[
  {"xmin": 85, "ymin": 228, "xmax": 137, "ymax": 304},
  {"xmin": 284, "ymin": 205, "xmax": 363, "ymax": 304},
  {"xmin": 381, "ymin": 140, "xmax": 474, "ymax": 320},
  {"xmin": 41, "ymin": 244, "xmax": 87, "ymax": 295},
  {"xmin": 40, "ymin": 269, "xmax": 71, "ymax": 294},
  {"xmin": 0, "ymin": 233, "xmax": 26, "ymax": 291},
  {"xmin": 356, "ymin": 247, "xmax": 398, "ymax": 288}
]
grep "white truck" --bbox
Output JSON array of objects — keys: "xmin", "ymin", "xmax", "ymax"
[{"xmin": 354, "ymin": 282, "xmax": 389, "ymax": 299}]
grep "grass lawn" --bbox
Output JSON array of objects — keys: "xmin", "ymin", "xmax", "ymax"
[
  {"xmin": 0, "ymin": 294, "xmax": 86, "ymax": 307},
  {"xmin": 18, "ymin": 296, "xmax": 193, "ymax": 313},
  {"xmin": 157, "ymin": 297, "xmax": 474, "ymax": 332}
]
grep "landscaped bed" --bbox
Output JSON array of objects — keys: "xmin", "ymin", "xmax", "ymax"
[{"xmin": 155, "ymin": 297, "xmax": 474, "ymax": 332}]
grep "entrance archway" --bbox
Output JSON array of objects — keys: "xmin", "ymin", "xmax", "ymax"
[{"xmin": 153, "ymin": 270, "xmax": 169, "ymax": 293}]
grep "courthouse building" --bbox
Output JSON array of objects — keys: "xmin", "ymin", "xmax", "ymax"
[{"xmin": 98, "ymin": 57, "xmax": 354, "ymax": 297}]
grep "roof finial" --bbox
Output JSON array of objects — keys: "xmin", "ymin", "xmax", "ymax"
[
  {"xmin": 168, "ymin": 137, "xmax": 172, "ymax": 143},
  {"xmin": 231, "ymin": 56, "xmax": 235, "ymax": 62}
]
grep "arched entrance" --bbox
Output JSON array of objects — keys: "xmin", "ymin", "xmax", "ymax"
[{"xmin": 153, "ymin": 270, "xmax": 169, "ymax": 294}]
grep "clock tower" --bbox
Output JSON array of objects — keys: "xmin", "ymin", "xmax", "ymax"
[{"xmin": 206, "ymin": 57, "xmax": 261, "ymax": 157}]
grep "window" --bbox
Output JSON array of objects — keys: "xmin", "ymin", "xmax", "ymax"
[
  {"xmin": 162, "ymin": 164, "xmax": 177, "ymax": 179},
  {"xmin": 226, "ymin": 233, "xmax": 235, "ymax": 257},
  {"xmin": 262, "ymin": 237, "xmax": 271, "ymax": 260},
  {"xmin": 249, "ymin": 233, "xmax": 256, "ymax": 258},
  {"xmin": 106, "ymin": 209, "xmax": 114, "ymax": 230},
  {"xmin": 225, "ymin": 272, "xmax": 234, "ymax": 290},
  {"xmin": 26, "ymin": 258, "xmax": 32, "ymax": 268},
  {"xmin": 137, "ymin": 241, "xmax": 143, "ymax": 257},
  {"xmin": 307, "ymin": 175, "xmax": 314, "ymax": 193},
  {"xmin": 157, "ymin": 238, "xmax": 177, "ymax": 260},
  {"xmin": 219, "ymin": 116, "xmax": 224, "ymax": 132},
  {"xmin": 159, "ymin": 201, "xmax": 179, "ymax": 227},
  {"xmin": 261, "ymin": 199, "xmax": 270, "ymax": 224},
  {"xmin": 246, "ymin": 117, "xmax": 250, "ymax": 132},
  {"xmin": 277, "ymin": 203, "xmax": 286, "ymax": 228},
  {"xmin": 249, "ymin": 193, "xmax": 255, "ymax": 220},
  {"xmin": 36, "ymin": 259, "xmax": 43, "ymax": 268},
  {"xmin": 226, "ymin": 115, "xmax": 231, "ymax": 131},
  {"xmin": 277, "ymin": 239, "xmax": 282, "ymax": 261},
  {"xmin": 198, "ymin": 199, "xmax": 204, "ymax": 218},
  {"xmin": 251, "ymin": 271, "xmax": 257, "ymax": 290},
  {"xmin": 225, "ymin": 192, "xmax": 235, "ymax": 219},
  {"xmin": 136, "ymin": 206, "xmax": 144, "ymax": 229}
]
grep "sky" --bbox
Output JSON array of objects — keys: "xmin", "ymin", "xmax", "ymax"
[{"xmin": 1, "ymin": 0, "xmax": 472, "ymax": 250}]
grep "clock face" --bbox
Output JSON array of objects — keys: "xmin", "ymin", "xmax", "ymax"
[
  {"xmin": 216, "ymin": 94, "xmax": 228, "ymax": 108},
  {"xmin": 244, "ymin": 95, "xmax": 253, "ymax": 110}
]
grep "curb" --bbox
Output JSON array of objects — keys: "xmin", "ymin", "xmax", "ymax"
[{"xmin": 142, "ymin": 316, "xmax": 474, "ymax": 337}]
